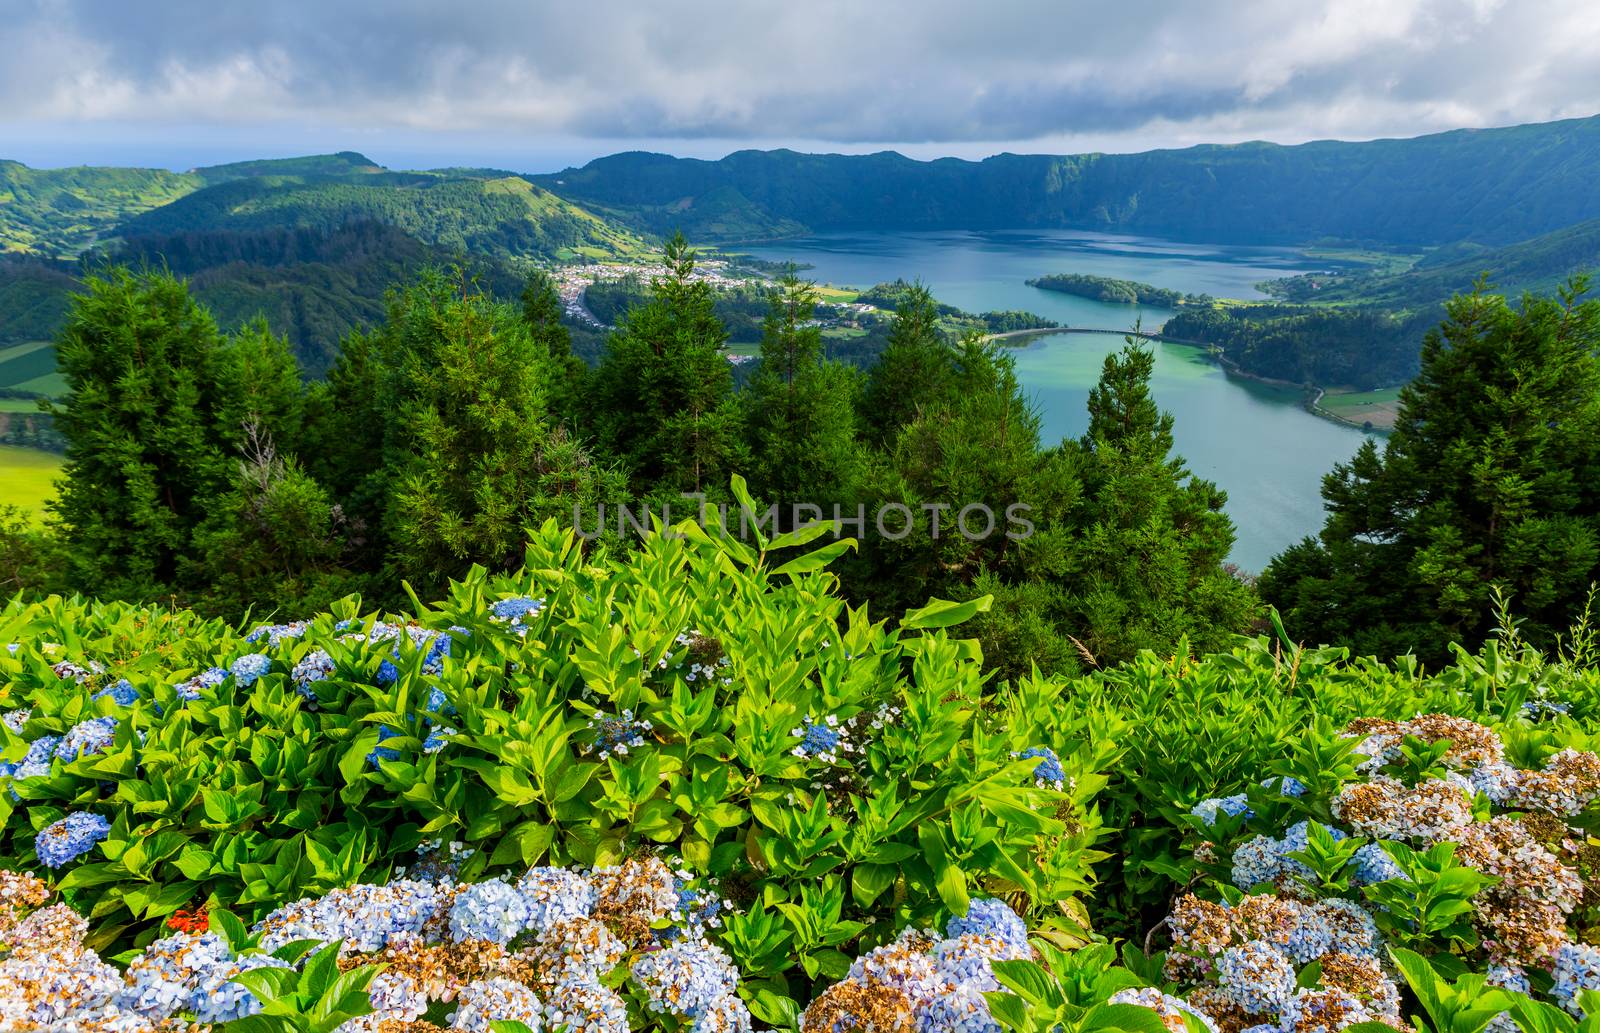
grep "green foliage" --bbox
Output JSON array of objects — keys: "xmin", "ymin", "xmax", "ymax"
[
  {"xmin": 1027, "ymin": 273, "xmax": 1208, "ymax": 308},
  {"xmin": 591, "ymin": 233, "xmax": 748, "ymax": 496},
  {"xmin": 220, "ymin": 941, "xmax": 378, "ymax": 1033},
  {"xmin": 48, "ymin": 269, "xmax": 306, "ymax": 600},
  {"xmin": 0, "ymin": 160, "xmax": 202, "ymax": 257},
  {"xmin": 860, "ymin": 282, "xmax": 952, "ymax": 444},
  {"xmin": 741, "ymin": 273, "xmax": 864, "ymax": 503},
  {"xmin": 984, "ymin": 943, "xmax": 1166, "ymax": 1033},
  {"xmin": 1262, "ymin": 279, "xmax": 1600, "ymax": 661},
  {"xmin": 0, "ymin": 515, "xmax": 1124, "ymax": 1002},
  {"xmin": 1162, "ymin": 303, "xmax": 1434, "ymax": 390},
  {"xmin": 1365, "ymin": 842, "xmax": 1499, "ymax": 950}
]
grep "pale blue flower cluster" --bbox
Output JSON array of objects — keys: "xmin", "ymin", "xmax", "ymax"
[
  {"xmin": 35, "ymin": 811, "xmax": 111, "ymax": 867},
  {"xmin": 1192, "ymin": 793, "xmax": 1252, "ymax": 826},
  {"xmin": 631, "ymin": 938, "xmax": 741, "ymax": 1019},
  {"xmin": 229, "ymin": 652, "xmax": 273, "ymax": 687},
  {"xmin": 1553, "ymin": 943, "xmax": 1600, "ymax": 1015},
  {"xmin": 244, "ymin": 622, "xmax": 310, "ymax": 648},
  {"xmin": 92, "ymin": 678, "xmax": 138, "ymax": 706},
  {"xmin": 450, "ymin": 879, "xmax": 532, "ymax": 944},
  {"xmin": 1016, "ymin": 746, "xmax": 1066, "ymax": 790},
  {"xmin": 791, "ymin": 714, "xmax": 844, "ymax": 762},
  {"xmin": 117, "ymin": 931, "xmax": 233, "ymax": 1017},
  {"xmin": 586, "ymin": 709, "xmax": 653, "ymax": 759},
  {"xmin": 1349, "ymin": 842, "xmax": 1404, "ymax": 885},
  {"xmin": 1216, "ymin": 940, "xmax": 1297, "ymax": 1012},
  {"xmin": 190, "ymin": 953, "xmax": 290, "ymax": 1023},
  {"xmin": 451, "ymin": 977, "xmax": 544, "ymax": 1032},
  {"xmin": 802, "ymin": 898, "xmax": 1034, "ymax": 1033},
  {"xmin": 55, "ymin": 715, "xmax": 118, "ymax": 762},
  {"xmin": 291, "ymin": 648, "xmax": 336, "ymax": 696},
  {"xmin": 175, "ymin": 666, "xmax": 228, "ymax": 701},
  {"xmin": 490, "ymin": 596, "xmax": 547, "ymax": 636}
]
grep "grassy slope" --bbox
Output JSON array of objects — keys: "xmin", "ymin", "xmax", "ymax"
[
  {"xmin": 0, "ymin": 161, "xmax": 203, "ymax": 257},
  {"xmin": 0, "ymin": 444, "xmax": 61, "ymax": 520},
  {"xmin": 1267, "ymin": 219, "xmax": 1600, "ymax": 308},
  {"xmin": 119, "ymin": 172, "xmax": 650, "ymax": 261}
]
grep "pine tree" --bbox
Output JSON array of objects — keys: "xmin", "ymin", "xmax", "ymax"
[
  {"xmin": 360, "ymin": 270, "xmax": 625, "ymax": 591},
  {"xmin": 591, "ymin": 232, "xmax": 746, "ymax": 497},
  {"xmin": 860, "ymin": 282, "xmax": 952, "ymax": 444},
  {"xmin": 1060, "ymin": 342, "xmax": 1257, "ymax": 662},
  {"xmin": 1261, "ymin": 280, "xmax": 1600, "ymax": 658},
  {"xmin": 521, "ymin": 269, "xmax": 588, "ymax": 429},
  {"xmin": 742, "ymin": 272, "xmax": 863, "ymax": 504},
  {"xmin": 50, "ymin": 270, "xmax": 243, "ymax": 597}
]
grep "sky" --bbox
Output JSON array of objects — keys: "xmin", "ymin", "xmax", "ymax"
[{"xmin": 3, "ymin": 0, "xmax": 1599, "ymax": 174}]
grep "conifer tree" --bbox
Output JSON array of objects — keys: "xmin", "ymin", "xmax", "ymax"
[
  {"xmin": 520, "ymin": 268, "xmax": 588, "ymax": 429},
  {"xmin": 591, "ymin": 232, "xmax": 746, "ymax": 497},
  {"xmin": 50, "ymin": 270, "xmax": 259, "ymax": 597},
  {"xmin": 860, "ymin": 282, "xmax": 951, "ymax": 444},
  {"xmin": 1262, "ymin": 280, "xmax": 1600, "ymax": 658},
  {"xmin": 361, "ymin": 270, "xmax": 624, "ymax": 591},
  {"xmin": 1057, "ymin": 341, "xmax": 1256, "ymax": 662},
  {"xmin": 742, "ymin": 272, "xmax": 863, "ymax": 504}
]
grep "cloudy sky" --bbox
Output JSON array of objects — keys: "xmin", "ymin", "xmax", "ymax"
[{"xmin": 4, "ymin": 0, "xmax": 1599, "ymax": 173}]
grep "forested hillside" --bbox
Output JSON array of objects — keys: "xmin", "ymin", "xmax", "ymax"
[
  {"xmin": 120, "ymin": 171, "xmax": 647, "ymax": 260},
  {"xmin": 534, "ymin": 115, "xmax": 1600, "ymax": 245},
  {"xmin": 1264, "ymin": 217, "xmax": 1600, "ymax": 307}
]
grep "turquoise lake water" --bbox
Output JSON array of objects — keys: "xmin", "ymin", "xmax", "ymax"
[{"xmin": 742, "ymin": 229, "xmax": 1376, "ymax": 572}]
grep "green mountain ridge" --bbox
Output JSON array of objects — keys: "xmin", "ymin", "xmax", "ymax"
[
  {"xmin": 532, "ymin": 115, "xmax": 1600, "ymax": 246},
  {"xmin": 1263, "ymin": 217, "xmax": 1600, "ymax": 306}
]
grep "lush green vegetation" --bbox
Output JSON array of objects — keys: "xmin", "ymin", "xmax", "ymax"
[
  {"xmin": 0, "ymin": 444, "xmax": 59, "ymax": 520},
  {"xmin": 1263, "ymin": 280, "xmax": 1600, "ymax": 662},
  {"xmin": 121, "ymin": 171, "xmax": 648, "ymax": 262},
  {"xmin": 533, "ymin": 115, "xmax": 1600, "ymax": 246},
  {"xmin": 4, "ymin": 514, "xmax": 1600, "ymax": 1029},
  {"xmin": 0, "ymin": 161, "xmax": 203, "ymax": 256},
  {"xmin": 1265, "ymin": 219, "xmax": 1600, "ymax": 309},
  {"xmin": 1027, "ymin": 274, "xmax": 1209, "ymax": 308},
  {"xmin": 1162, "ymin": 304, "xmax": 1437, "ymax": 390}
]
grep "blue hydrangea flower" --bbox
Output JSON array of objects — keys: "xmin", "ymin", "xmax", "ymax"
[
  {"xmin": 93, "ymin": 679, "xmax": 139, "ymax": 707},
  {"xmin": 1192, "ymin": 794, "xmax": 1253, "ymax": 826},
  {"xmin": 913, "ymin": 984, "xmax": 1000, "ymax": 1033},
  {"xmin": 244, "ymin": 622, "xmax": 308, "ymax": 648},
  {"xmin": 15, "ymin": 735, "xmax": 61, "ymax": 779},
  {"xmin": 426, "ymin": 685, "xmax": 455, "ymax": 716},
  {"xmin": 491, "ymin": 596, "xmax": 546, "ymax": 623},
  {"xmin": 1016, "ymin": 746, "xmax": 1065, "ymax": 790},
  {"xmin": 631, "ymin": 939, "xmax": 740, "ymax": 1017},
  {"xmin": 230, "ymin": 653, "xmax": 272, "ymax": 687},
  {"xmin": 791, "ymin": 714, "xmax": 843, "ymax": 762},
  {"xmin": 1216, "ymin": 940, "xmax": 1295, "ymax": 1014},
  {"xmin": 1, "ymin": 707, "xmax": 29, "ymax": 734},
  {"xmin": 56, "ymin": 715, "xmax": 119, "ymax": 762},
  {"xmin": 945, "ymin": 898, "xmax": 1029, "ymax": 956},
  {"xmin": 1261, "ymin": 775, "xmax": 1307, "ymax": 797},
  {"xmin": 423, "ymin": 727, "xmax": 454, "ymax": 754},
  {"xmin": 290, "ymin": 649, "xmax": 335, "ymax": 697},
  {"xmin": 449, "ymin": 879, "xmax": 531, "ymax": 944},
  {"xmin": 368, "ymin": 726, "xmax": 404, "ymax": 767},
  {"xmin": 586, "ymin": 710, "xmax": 652, "ymax": 759},
  {"xmin": 517, "ymin": 866, "xmax": 597, "ymax": 934},
  {"xmin": 189, "ymin": 954, "xmax": 290, "ymax": 1023},
  {"xmin": 1349, "ymin": 842, "xmax": 1404, "ymax": 885},
  {"xmin": 1553, "ymin": 943, "xmax": 1600, "ymax": 1015},
  {"xmin": 376, "ymin": 659, "xmax": 400, "ymax": 685},
  {"xmin": 36, "ymin": 810, "xmax": 111, "ymax": 867},
  {"xmin": 118, "ymin": 932, "xmax": 233, "ymax": 1017},
  {"xmin": 176, "ymin": 667, "xmax": 228, "ymax": 701}
]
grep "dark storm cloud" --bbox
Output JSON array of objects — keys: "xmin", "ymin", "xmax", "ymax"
[{"xmin": 3, "ymin": 0, "xmax": 1598, "ymax": 155}]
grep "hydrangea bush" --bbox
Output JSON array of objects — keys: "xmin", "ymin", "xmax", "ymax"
[
  {"xmin": 0, "ymin": 509, "xmax": 1120, "ymax": 1020},
  {"xmin": 1163, "ymin": 713, "xmax": 1600, "ymax": 1033}
]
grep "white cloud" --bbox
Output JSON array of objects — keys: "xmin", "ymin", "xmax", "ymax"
[{"xmin": 1, "ymin": 0, "xmax": 1597, "ymax": 161}]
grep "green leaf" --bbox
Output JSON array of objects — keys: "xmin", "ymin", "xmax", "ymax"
[{"xmin": 902, "ymin": 594, "xmax": 993, "ymax": 630}]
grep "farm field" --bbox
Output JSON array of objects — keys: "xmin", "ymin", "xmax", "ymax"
[
  {"xmin": 1318, "ymin": 385, "xmax": 1404, "ymax": 431},
  {"xmin": 0, "ymin": 443, "xmax": 61, "ymax": 520}
]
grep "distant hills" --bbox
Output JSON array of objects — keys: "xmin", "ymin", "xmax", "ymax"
[
  {"xmin": 6, "ymin": 112, "xmax": 1600, "ymax": 390},
  {"xmin": 532, "ymin": 115, "xmax": 1600, "ymax": 246},
  {"xmin": 1, "ymin": 151, "xmax": 647, "ymax": 262},
  {"xmin": 1263, "ymin": 218, "xmax": 1600, "ymax": 307}
]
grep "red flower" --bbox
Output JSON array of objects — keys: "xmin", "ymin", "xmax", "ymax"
[{"xmin": 167, "ymin": 906, "xmax": 209, "ymax": 933}]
